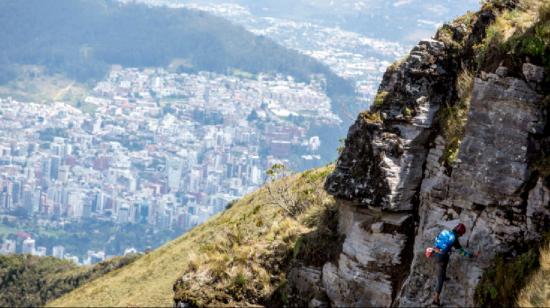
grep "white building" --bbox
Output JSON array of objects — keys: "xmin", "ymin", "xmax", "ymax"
[
  {"xmin": 52, "ymin": 245, "xmax": 65, "ymax": 259},
  {"xmin": 64, "ymin": 254, "xmax": 79, "ymax": 265},
  {"xmin": 117, "ymin": 206, "xmax": 130, "ymax": 224},
  {"xmin": 87, "ymin": 250, "xmax": 106, "ymax": 265},
  {"xmin": 22, "ymin": 238, "xmax": 36, "ymax": 255},
  {"xmin": 67, "ymin": 190, "xmax": 84, "ymax": 218},
  {"xmin": 124, "ymin": 247, "xmax": 138, "ymax": 255},
  {"xmin": 167, "ymin": 157, "xmax": 183, "ymax": 192},
  {"xmin": 0, "ymin": 239, "xmax": 16, "ymax": 255}
]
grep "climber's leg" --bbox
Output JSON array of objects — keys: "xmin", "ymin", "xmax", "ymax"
[{"xmin": 433, "ymin": 254, "xmax": 449, "ymax": 305}]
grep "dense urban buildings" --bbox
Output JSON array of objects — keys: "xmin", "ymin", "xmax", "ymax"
[{"xmin": 0, "ymin": 68, "xmax": 338, "ymax": 262}]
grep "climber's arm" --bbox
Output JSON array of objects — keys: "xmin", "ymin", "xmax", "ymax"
[
  {"xmin": 457, "ymin": 247, "xmax": 474, "ymax": 257},
  {"xmin": 453, "ymin": 238, "xmax": 474, "ymax": 258}
]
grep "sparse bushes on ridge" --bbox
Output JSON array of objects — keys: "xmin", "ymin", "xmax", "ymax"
[
  {"xmin": 373, "ymin": 91, "xmax": 389, "ymax": 107},
  {"xmin": 266, "ymin": 164, "xmax": 303, "ymax": 218}
]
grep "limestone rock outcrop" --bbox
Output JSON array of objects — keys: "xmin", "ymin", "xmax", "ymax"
[
  {"xmin": 397, "ymin": 73, "xmax": 547, "ymax": 307},
  {"xmin": 289, "ymin": 3, "xmax": 549, "ymax": 306},
  {"xmin": 325, "ymin": 39, "xmax": 453, "ymax": 212}
]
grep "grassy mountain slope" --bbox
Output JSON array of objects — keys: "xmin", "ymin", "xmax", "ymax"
[
  {"xmin": 0, "ymin": 253, "xmax": 139, "ymax": 307},
  {"xmin": 518, "ymin": 243, "xmax": 550, "ymax": 307},
  {"xmin": 0, "ymin": 0, "xmax": 352, "ymax": 96},
  {"xmin": 50, "ymin": 166, "xmax": 339, "ymax": 307}
]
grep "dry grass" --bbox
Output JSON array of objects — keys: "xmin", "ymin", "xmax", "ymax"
[
  {"xmin": 456, "ymin": 69, "xmax": 474, "ymax": 102},
  {"xmin": 373, "ymin": 91, "xmax": 389, "ymax": 107},
  {"xmin": 360, "ymin": 110, "xmax": 383, "ymax": 124},
  {"xmin": 475, "ymin": 0, "xmax": 547, "ymax": 67},
  {"xmin": 517, "ymin": 243, "xmax": 550, "ymax": 307},
  {"xmin": 49, "ymin": 166, "xmax": 335, "ymax": 307}
]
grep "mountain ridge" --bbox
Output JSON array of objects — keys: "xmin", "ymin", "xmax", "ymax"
[{"xmin": 0, "ymin": 0, "xmax": 353, "ymax": 99}]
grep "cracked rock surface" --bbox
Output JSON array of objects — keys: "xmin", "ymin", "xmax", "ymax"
[{"xmin": 290, "ymin": 23, "xmax": 549, "ymax": 308}]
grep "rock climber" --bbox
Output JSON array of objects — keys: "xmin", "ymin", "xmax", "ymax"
[{"xmin": 426, "ymin": 223, "xmax": 478, "ymax": 306}]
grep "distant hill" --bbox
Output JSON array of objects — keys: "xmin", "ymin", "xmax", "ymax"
[
  {"xmin": 0, "ymin": 253, "xmax": 139, "ymax": 307},
  {"xmin": 0, "ymin": 0, "xmax": 352, "ymax": 97},
  {"xmin": 178, "ymin": 0, "xmax": 479, "ymax": 43}
]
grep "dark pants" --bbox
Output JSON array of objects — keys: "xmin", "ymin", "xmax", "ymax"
[{"xmin": 435, "ymin": 253, "xmax": 450, "ymax": 294}]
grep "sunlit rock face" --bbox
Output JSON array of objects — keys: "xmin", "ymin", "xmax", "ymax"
[
  {"xmin": 325, "ymin": 39, "xmax": 452, "ymax": 212},
  {"xmin": 398, "ymin": 73, "xmax": 547, "ymax": 307},
  {"xmin": 290, "ymin": 8, "xmax": 550, "ymax": 307}
]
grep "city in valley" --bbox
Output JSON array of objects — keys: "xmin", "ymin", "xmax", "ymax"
[
  {"xmin": 0, "ymin": 0, "xmax": 476, "ymax": 265},
  {"xmin": 0, "ymin": 67, "xmax": 339, "ymax": 263}
]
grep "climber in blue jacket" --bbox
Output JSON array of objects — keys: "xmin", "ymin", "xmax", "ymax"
[{"xmin": 431, "ymin": 223, "xmax": 477, "ymax": 306}]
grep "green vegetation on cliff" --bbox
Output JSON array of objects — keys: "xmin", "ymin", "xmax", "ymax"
[
  {"xmin": 475, "ymin": 233, "xmax": 550, "ymax": 308},
  {"xmin": 475, "ymin": 245, "xmax": 541, "ymax": 307},
  {"xmin": 0, "ymin": 254, "xmax": 139, "ymax": 307},
  {"xmin": 49, "ymin": 166, "xmax": 338, "ymax": 307},
  {"xmin": 476, "ymin": 0, "xmax": 550, "ymax": 73},
  {"xmin": 438, "ymin": 69, "xmax": 474, "ymax": 166}
]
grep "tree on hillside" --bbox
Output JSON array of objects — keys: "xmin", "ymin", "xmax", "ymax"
[{"xmin": 265, "ymin": 164, "xmax": 301, "ymax": 218}]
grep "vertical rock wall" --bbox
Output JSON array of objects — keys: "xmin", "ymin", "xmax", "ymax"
[
  {"xmin": 318, "ymin": 38, "xmax": 456, "ymax": 307},
  {"xmin": 398, "ymin": 73, "xmax": 548, "ymax": 307},
  {"xmin": 317, "ymin": 12, "xmax": 550, "ymax": 308},
  {"xmin": 325, "ymin": 39, "xmax": 453, "ymax": 212}
]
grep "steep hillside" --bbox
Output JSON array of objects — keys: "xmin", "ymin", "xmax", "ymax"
[
  {"xmin": 50, "ymin": 166, "xmax": 339, "ymax": 307},
  {"xmin": 0, "ymin": 253, "xmax": 139, "ymax": 307}
]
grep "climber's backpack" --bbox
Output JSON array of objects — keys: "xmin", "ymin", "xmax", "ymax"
[{"xmin": 434, "ymin": 229, "xmax": 456, "ymax": 254}]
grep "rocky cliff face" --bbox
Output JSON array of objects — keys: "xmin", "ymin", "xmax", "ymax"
[{"xmin": 288, "ymin": 1, "xmax": 550, "ymax": 307}]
